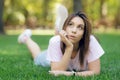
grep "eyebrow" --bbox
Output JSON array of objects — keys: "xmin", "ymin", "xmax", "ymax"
[
  {"xmin": 69, "ymin": 21, "xmax": 73, "ymax": 23},
  {"xmin": 69, "ymin": 20, "xmax": 85, "ymax": 27},
  {"xmin": 79, "ymin": 24, "xmax": 84, "ymax": 27}
]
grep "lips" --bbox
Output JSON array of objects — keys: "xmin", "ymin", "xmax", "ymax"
[{"xmin": 68, "ymin": 35, "xmax": 76, "ymax": 40}]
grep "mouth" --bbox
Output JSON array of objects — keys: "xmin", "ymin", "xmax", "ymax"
[{"xmin": 68, "ymin": 35, "xmax": 76, "ymax": 40}]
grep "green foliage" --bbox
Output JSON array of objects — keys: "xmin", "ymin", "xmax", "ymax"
[
  {"xmin": 4, "ymin": 0, "xmax": 58, "ymax": 28},
  {"xmin": 0, "ymin": 33, "xmax": 120, "ymax": 79},
  {"xmin": 107, "ymin": 0, "xmax": 119, "ymax": 19},
  {"xmin": 6, "ymin": 12, "xmax": 25, "ymax": 25},
  {"xmin": 3, "ymin": 0, "xmax": 120, "ymax": 28},
  {"xmin": 84, "ymin": 0, "xmax": 101, "ymax": 20}
]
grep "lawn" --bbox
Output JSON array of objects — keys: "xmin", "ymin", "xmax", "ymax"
[{"xmin": 0, "ymin": 33, "xmax": 120, "ymax": 80}]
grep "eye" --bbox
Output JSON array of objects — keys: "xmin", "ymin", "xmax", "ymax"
[
  {"xmin": 67, "ymin": 22, "xmax": 74, "ymax": 28},
  {"xmin": 68, "ymin": 22, "xmax": 73, "ymax": 26},
  {"xmin": 77, "ymin": 25, "xmax": 84, "ymax": 30}
]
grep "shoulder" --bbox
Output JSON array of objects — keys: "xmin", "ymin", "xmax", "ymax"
[
  {"xmin": 89, "ymin": 35, "xmax": 99, "ymax": 45},
  {"xmin": 49, "ymin": 35, "xmax": 61, "ymax": 44},
  {"xmin": 90, "ymin": 35, "xmax": 96, "ymax": 41},
  {"xmin": 87, "ymin": 35, "xmax": 105, "ymax": 62}
]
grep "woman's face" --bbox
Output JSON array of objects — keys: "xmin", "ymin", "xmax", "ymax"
[{"xmin": 65, "ymin": 16, "xmax": 85, "ymax": 44}]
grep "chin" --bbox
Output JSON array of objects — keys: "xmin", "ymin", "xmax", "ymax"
[
  {"xmin": 70, "ymin": 40, "xmax": 76, "ymax": 44},
  {"xmin": 70, "ymin": 40, "xmax": 79, "ymax": 44}
]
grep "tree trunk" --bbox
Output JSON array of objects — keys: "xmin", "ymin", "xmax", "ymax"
[
  {"xmin": 0, "ymin": 0, "xmax": 4, "ymax": 34},
  {"xmin": 73, "ymin": 0, "xmax": 83, "ymax": 12},
  {"xmin": 42, "ymin": 0, "xmax": 49, "ymax": 28},
  {"xmin": 114, "ymin": 5, "xmax": 120, "ymax": 29},
  {"xmin": 100, "ymin": 0, "xmax": 107, "ymax": 19}
]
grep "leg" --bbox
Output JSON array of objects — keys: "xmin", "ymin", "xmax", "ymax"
[
  {"xmin": 18, "ymin": 29, "xmax": 50, "ymax": 67},
  {"xmin": 18, "ymin": 29, "xmax": 41, "ymax": 59},
  {"xmin": 25, "ymin": 37, "xmax": 41, "ymax": 59}
]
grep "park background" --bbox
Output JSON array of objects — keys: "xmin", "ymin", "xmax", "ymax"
[
  {"xmin": 0, "ymin": 0, "xmax": 120, "ymax": 80},
  {"xmin": 0, "ymin": 0, "xmax": 120, "ymax": 34}
]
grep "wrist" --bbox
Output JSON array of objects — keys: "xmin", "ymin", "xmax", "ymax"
[
  {"xmin": 66, "ymin": 43, "xmax": 73, "ymax": 47},
  {"xmin": 66, "ymin": 44, "xmax": 73, "ymax": 49},
  {"xmin": 66, "ymin": 46, "xmax": 73, "ymax": 53},
  {"xmin": 72, "ymin": 71, "xmax": 76, "ymax": 76}
]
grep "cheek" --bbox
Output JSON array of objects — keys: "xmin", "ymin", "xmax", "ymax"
[
  {"xmin": 65, "ymin": 27, "xmax": 70, "ymax": 33},
  {"xmin": 78, "ymin": 30, "xmax": 84, "ymax": 35},
  {"xmin": 78, "ymin": 31, "xmax": 84, "ymax": 38}
]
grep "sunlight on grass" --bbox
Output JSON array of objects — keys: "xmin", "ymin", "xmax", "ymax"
[
  {"xmin": 93, "ymin": 28, "xmax": 120, "ymax": 34},
  {"xmin": 5, "ymin": 29, "xmax": 55, "ymax": 35},
  {"xmin": 5, "ymin": 28, "xmax": 120, "ymax": 35},
  {"xmin": 0, "ymin": 50, "xmax": 8, "ymax": 54},
  {"xmin": 32, "ymin": 29, "xmax": 54, "ymax": 35}
]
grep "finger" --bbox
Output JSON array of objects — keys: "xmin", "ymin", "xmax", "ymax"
[
  {"xmin": 59, "ymin": 30, "xmax": 65, "ymax": 34},
  {"xmin": 59, "ymin": 30, "xmax": 65, "ymax": 37},
  {"xmin": 49, "ymin": 71, "xmax": 54, "ymax": 74},
  {"xmin": 63, "ymin": 32, "xmax": 67, "ymax": 37},
  {"xmin": 61, "ymin": 30, "xmax": 67, "ymax": 36}
]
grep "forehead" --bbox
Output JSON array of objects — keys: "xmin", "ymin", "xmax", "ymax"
[{"xmin": 70, "ymin": 16, "xmax": 84, "ymax": 25}]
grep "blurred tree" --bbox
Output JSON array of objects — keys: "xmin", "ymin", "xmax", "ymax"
[
  {"xmin": 42, "ymin": 0, "xmax": 49, "ymax": 27},
  {"xmin": 0, "ymin": 0, "xmax": 4, "ymax": 34},
  {"xmin": 100, "ymin": 0, "xmax": 107, "ymax": 19},
  {"xmin": 73, "ymin": 0, "xmax": 83, "ymax": 12},
  {"xmin": 96, "ymin": 0, "xmax": 109, "ymax": 28},
  {"xmin": 4, "ymin": 0, "xmax": 26, "ymax": 27},
  {"xmin": 3, "ymin": 0, "xmax": 120, "ymax": 30},
  {"xmin": 61, "ymin": 0, "xmax": 73, "ymax": 13},
  {"xmin": 114, "ymin": 3, "xmax": 120, "ymax": 29}
]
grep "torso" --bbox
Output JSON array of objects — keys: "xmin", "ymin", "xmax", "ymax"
[
  {"xmin": 71, "ymin": 51, "xmax": 78, "ymax": 59},
  {"xmin": 47, "ymin": 35, "xmax": 104, "ymax": 71}
]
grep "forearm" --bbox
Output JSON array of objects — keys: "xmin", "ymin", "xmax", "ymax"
[
  {"xmin": 75, "ymin": 71, "xmax": 96, "ymax": 76},
  {"xmin": 60, "ymin": 46, "xmax": 73, "ymax": 68},
  {"xmin": 49, "ymin": 70, "xmax": 97, "ymax": 76},
  {"xmin": 49, "ymin": 71, "xmax": 74, "ymax": 76},
  {"xmin": 53, "ymin": 30, "xmax": 73, "ymax": 70},
  {"xmin": 51, "ymin": 46, "xmax": 73, "ymax": 70}
]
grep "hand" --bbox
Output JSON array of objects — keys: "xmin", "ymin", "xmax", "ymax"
[
  {"xmin": 49, "ymin": 71, "xmax": 73, "ymax": 76},
  {"xmin": 49, "ymin": 70, "xmax": 64, "ymax": 76},
  {"xmin": 59, "ymin": 30, "xmax": 73, "ymax": 47}
]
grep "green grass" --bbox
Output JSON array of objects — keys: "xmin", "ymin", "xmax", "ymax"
[{"xmin": 0, "ymin": 33, "xmax": 120, "ymax": 80}]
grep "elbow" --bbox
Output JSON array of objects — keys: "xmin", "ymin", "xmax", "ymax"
[
  {"xmin": 51, "ymin": 67, "xmax": 66, "ymax": 71},
  {"xmin": 94, "ymin": 72, "xmax": 100, "ymax": 75},
  {"xmin": 96, "ymin": 71, "xmax": 100, "ymax": 75},
  {"xmin": 51, "ymin": 62, "xmax": 68, "ymax": 71},
  {"xmin": 51, "ymin": 65, "xmax": 67, "ymax": 71},
  {"xmin": 93, "ymin": 70, "xmax": 100, "ymax": 75}
]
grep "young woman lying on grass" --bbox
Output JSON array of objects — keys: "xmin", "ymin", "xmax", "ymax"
[{"xmin": 18, "ymin": 10, "xmax": 104, "ymax": 76}]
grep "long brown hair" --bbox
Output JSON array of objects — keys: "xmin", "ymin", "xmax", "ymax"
[{"xmin": 61, "ymin": 11, "xmax": 92, "ymax": 66}]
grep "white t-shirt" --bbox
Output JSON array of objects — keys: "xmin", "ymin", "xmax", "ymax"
[{"xmin": 47, "ymin": 35, "xmax": 104, "ymax": 71}]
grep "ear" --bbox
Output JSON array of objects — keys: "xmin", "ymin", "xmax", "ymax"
[{"xmin": 55, "ymin": 4, "xmax": 68, "ymax": 32}]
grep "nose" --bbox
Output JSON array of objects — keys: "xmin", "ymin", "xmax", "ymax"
[{"xmin": 72, "ymin": 27, "xmax": 77, "ymax": 34}]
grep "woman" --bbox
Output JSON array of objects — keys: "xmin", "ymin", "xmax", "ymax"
[{"xmin": 18, "ymin": 11, "xmax": 104, "ymax": 76}]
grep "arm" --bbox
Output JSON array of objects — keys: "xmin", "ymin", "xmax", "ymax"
[
  {"xmin": 49, "ymin": 59, "xmax": 100, "ymax": 76},
  {"xmin": 76, "ymin": 59, "xmax": 100, "ymax": 76},
  {"xmin": 49, "ymin": 70, "xmax": 74, "ymax": 76},
  {"xmin": 51, "ymin": 46, "xmax": 73, "ymax": 70},
  {"xmin": 51, "ymin": 30, "xmax": 73, "ymax": 71}
]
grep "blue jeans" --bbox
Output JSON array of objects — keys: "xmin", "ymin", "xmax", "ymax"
[{"xmin": 34, "ymin": 50, "xmax": 50, "ymax": 67}]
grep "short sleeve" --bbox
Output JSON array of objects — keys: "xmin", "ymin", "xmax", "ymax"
[
  {"xmin": 46, "ymin": 36, "xmax": 63, "ymax": 62},
  {"xmin": 87, "ymin": 35, "xmax": 105, "ymax": 63}
]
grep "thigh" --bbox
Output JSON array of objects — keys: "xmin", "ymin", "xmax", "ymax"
[{"xmin": 34, "ymin": 50, "xmax": 50, "ymax": 67}]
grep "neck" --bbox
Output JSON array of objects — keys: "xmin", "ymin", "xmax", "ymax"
[
  {"xmin": 73, "ymin": 43, "xmax": 79, "ymax": 51},
  {"xmin": 71, "ymin": 43, "xmax": 79, "ymax": 59}
]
